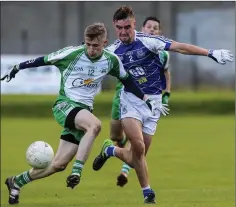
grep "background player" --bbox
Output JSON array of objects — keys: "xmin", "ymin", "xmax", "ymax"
[
  {"xmin": 1, "ymin": 22, "xmax": 159, "ymax": 205},
  {"xmin": 92, "ymin": 6, "xmax": 233, "ymax": 204},
  {"xmin": 142, "ymin": 16, "xmax": 171, "ymax": 103}
]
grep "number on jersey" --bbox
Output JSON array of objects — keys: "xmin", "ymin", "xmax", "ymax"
[{"xmin": 129, "ymin": 67, "xmax": 145, "ymax": 77}]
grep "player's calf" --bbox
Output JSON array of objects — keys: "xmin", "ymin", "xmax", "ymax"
[
  {"xmin": 110, "ymin": 119, "xmax": 127, "ymax": 147},
  {"xmin": 69, "ymin": 110, "xmax": 102, "ymax": 186}
]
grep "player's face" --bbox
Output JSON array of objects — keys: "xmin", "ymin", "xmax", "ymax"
[
  {"xmin": 142, "ymin": 20, "xmax": 160, "ymax": 35},
  {"xmin": 113, "ymin": 18, "xmax": 136, "ymax": 44},
  {"xmin": 85, "ymin": 37, "xmax": 107, "ymax": 58}
]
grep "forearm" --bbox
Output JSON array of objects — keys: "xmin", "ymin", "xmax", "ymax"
[
  {"xmin": 164, "ymin": 70, "xmax": 171, "ymax": 93},
  {"xmin": 119, "ymin": 75, "xmax": 145, "ymax": 100},
  {"xmin": 18, "ymin": 56, "xmax": 51, "ymax": 70},
  {"xmin": 170, "ymin": 41, "xmax": 209, "ymax": 56}
]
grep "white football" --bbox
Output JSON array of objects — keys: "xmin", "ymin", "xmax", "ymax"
[{"xmin": 26, "ymin": 141, "xmax": 54, "ymax": 169}]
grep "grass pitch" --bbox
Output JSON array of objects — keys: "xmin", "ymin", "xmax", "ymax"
[{"xmin": 1, "ymin": 115, "xmax": 234, "ymax": 207}]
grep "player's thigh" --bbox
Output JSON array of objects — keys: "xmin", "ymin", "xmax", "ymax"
[
  {"xmin": 121, "ymin": 118, "xmax": 143, "ymax": 141},
  {"xmin": 52, "ymin": 100, "xmax": 100, "ymax": 132},
  {"xmin": 120, "ymin": 91, "xmax": 144, "ymax": 143},
  {"xmin": 74, "ymin": 109, "xmax": 101, "ymax": 132},
  {"xmin": 52, "ymin": 100, "xmax": 91, "ymax": 129},
  {"xmin": 121, "ymin": 117, "xmax": 145, "ymax": 157}
]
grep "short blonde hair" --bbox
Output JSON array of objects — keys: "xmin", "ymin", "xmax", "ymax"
[{"xmin": 84, "ymin": 23, "xmax": 107, "ymax": 40}]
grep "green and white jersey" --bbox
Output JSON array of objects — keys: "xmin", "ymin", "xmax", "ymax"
[
  {"xmin": 159, "ymin": 51, "xmax": 170, "ymax": 70},
  {"xmin": 44, "ymin": 45, "xmax": 128, "ymax": 107}
]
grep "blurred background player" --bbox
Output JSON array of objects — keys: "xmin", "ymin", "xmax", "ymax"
[
  {"xmin": 117, "ymin": 16, "xmax": 172, "ymax": 187},
  {"xmin": 92, "ymin": 5, "xmax": 233, "ymax": 204},
  {"xmin": 1, "ymin": 22, "xmax": 158, "ymax": 205},
  {"xmin": 142, "ymin": 16, "xmax": 171, "ymax": 103}
]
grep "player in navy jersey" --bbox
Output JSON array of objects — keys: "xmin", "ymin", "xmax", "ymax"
[
  {"xmin": 115, "ymin": 16, "xmax": 172, "ymax": 188},
  {"xmin": 92, "ymin": 6, "xmax": 233, "ymax": 204}
]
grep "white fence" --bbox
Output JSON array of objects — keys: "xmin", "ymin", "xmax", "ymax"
[{"xmin": 1, "ymin": 55, "xmax": 61, "ymax": 94}]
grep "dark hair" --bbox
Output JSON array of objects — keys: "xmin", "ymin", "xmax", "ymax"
[
  {"xmin": 142, "ymin": 16, "xmax": 160, "ymax": 27},
  {"xmin": 84, "ymin": 23, "xmax": 107, "ymax": 40},
  {"xmin": 113, "ymin": 5, "xmax": 135, "ymax": 21}
]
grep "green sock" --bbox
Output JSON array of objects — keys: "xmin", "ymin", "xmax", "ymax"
[
  {"xmin": 72, "ymin": 160, "xmax": 84, "ymax": 176},
  {"xmin": 14, "ymin": 171, "xmax": 32, "ymax": 188},
  {"xmin": 121, "ymin": 163, "xmax": 131, "ymax": 175}
]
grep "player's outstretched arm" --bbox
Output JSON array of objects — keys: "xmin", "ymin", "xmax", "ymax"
[
  {"xmin": 0, "ymin": 56, "xmax": 51, "ymax": 82},
  {"xmin": 169, "ymin": 41, "xmax": 234, "ymax": 65},
  {"xmin": 119, "ymin": 75, "xmax": 145, "ymax": 100},
  {"xmin": 1, "ymin": 46, "xmax": 79, "ymax": 82}
]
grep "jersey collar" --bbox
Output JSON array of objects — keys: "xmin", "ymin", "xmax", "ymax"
[{"xmin": 134, "ymin": 30, "xmax": 138, "ymax": 41}]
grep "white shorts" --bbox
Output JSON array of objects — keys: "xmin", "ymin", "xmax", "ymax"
[{"xmin": 120, "ymin": 90, "xmax": 161, "ymax": 136}]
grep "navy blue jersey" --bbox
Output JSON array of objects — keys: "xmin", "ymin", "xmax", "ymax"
[{"xmin": 106, "ymin": 31, "xmax": 172, "ymax": 95}]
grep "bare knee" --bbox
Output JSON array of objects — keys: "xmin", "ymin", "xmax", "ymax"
[
  {"xmin": 88, "ymin": 119, "xmax": 102, "ymax": 137},
  {"xmin": 51, "ymin": 160, "xmax": 68, "ymax": 172},
  {"xmin": 131, "ymin": 140, "xmax": 145, "ymax": 159},
  {"xmin": 74, "ymin": 110, "xmax": 101, "ymax": 136}
]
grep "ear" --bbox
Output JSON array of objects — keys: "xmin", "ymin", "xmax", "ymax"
[
  {"xmin": 133, "ymin": 20, "xmax": 136, "ymax": 28},
  {"xmin": 104, "ymin": 39, "xmax": 108, "ymax": 46},
  {"xmin": 141, "ymin": 26, "xmax": 145, "ymax": 32}
]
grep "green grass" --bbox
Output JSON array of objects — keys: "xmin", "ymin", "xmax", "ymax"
[{"xmin": 1, "ymin": 115, "xmax": 234, "ymax": 207}]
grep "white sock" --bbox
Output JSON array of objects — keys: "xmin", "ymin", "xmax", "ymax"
[{"xmin": 142, "ymin": 185, "xmax": 151, "ymax": 191}]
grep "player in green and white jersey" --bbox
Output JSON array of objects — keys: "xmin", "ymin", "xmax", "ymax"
[
  {"xmin": 110, "ymin": 17, "xmax": 173, "ymax": 187},
  {"xmin": 1, "ymin": 23, "xmax": 158, "ymax": 205}
]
